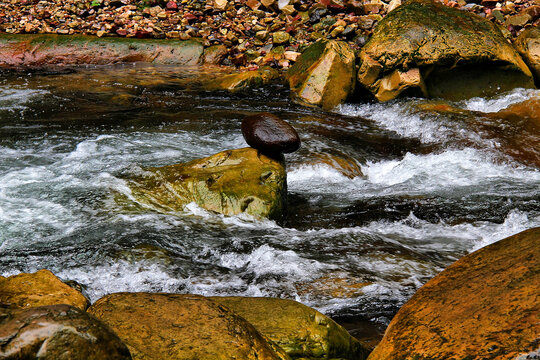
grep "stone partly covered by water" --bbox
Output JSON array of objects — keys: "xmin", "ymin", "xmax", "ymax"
[
  {"xmin": 0, "ymin": 304, "xmax": 132, "ymax": 360},
  {"xmin": 0, "ymin": 34, "xmax": 204, "ymax": 68},
  {"xmin": 87, "ymin": 293, "xmax": 286, "ymax": 360},
  {"xmin": 123, "ymin": 147, "xmax": 287, "ymax": 221},
  {"xmin": 286, "ymin": 40, "xmax": 356, "ymax": 110},
  {"xmin": 368, "ymin": 227, "xmax": 540, "ymax": 360},
  {"xmin": 357, "ymin": 0, "xmax": 535, "ymax": 102},
  {"xmin": 241, "ymin": 112, "xmax": 301, "ymax": 155},
  {"xmin": 207, "ymin": 66, "xmax": 280, "ymax": 92},
  {"xmin": 0, "ymin": 269, "xmax": 89, "ymax": 311},
  {"xmin": 210, "ymin": 297, "xmax": 369, "ymax": 360},
  {"xmin": 514, "ymin": 25, "xmax": 540, "ymax": 85}
]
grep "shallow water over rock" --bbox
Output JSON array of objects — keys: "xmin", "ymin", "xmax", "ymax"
[{"xmin": 0, "ymin": 65, "xmax": 539, "ymax": 336}]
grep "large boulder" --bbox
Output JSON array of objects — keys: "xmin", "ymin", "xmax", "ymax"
[
  {"xmin": 286, "ymin": 40, "xmax": 356, "ymax": 110},
  {"xmin": 0, "ymin": 34, "xmax": 203, "ymax": 68},
  {"xmin": 368, "ymin": 227, "xmax": 540, "ymax": 360},
  {"xmin": 514, "ymin": 26, "xmax": 540, "ymax": 85},
  {"xmin": 87, "ymin": 293, "xmax": 287, "ymax": 360},
  {"xmin": 0, "ymin": 269, "xmax": 89, "ymax": 310},
  {"xmin": 123, "ymin": 147, "xmax": 287, "ymax": 221},
  {"xmin": 210, "ymin": 297, "xmax": 369, "ymax": 360},
  {"xmin": 357, "ymin": 0, "xmax": 535, "ymax": 102},
  {"xmin": 0, "ymin": 304, "xmax": 131, "ymax": 359}
]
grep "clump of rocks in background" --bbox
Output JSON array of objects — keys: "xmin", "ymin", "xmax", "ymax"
[{"xmin": 0, "ymin": 0, "xmax": 539, "ymax": 69}]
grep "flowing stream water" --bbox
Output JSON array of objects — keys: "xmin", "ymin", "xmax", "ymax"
[{"xmin": 1, "ymin": 64, "xmax": 539, "ymax": 339}]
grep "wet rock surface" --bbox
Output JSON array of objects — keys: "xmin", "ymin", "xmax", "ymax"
[
  {"xmin": 241, "ymin": 112, "xmax": 301, "ymax": 155},
  {"xmin": 208, "ymin": 66, "xmax": 280, "ymax": 91},
  {"xmin": 514, "ymin": 25, "xmax": 540, "ymax": 85},
  {"xmin": 0, "ymin": 34, "xmax": 203, "ymax": 68},
  {"xmin": 357, "ymin": 0, "xmax": 535, "ymax": 101},
  {"xmin": 368, "ymin": 227, "xmax": 540, "ymax": 360},
  {"xmin": 210, "ymin": 296, "xmax": 370, "ymax": 360},
  {"xmin": 0, "ymin": 304, "xmax": 131, "ymax": 360},
  {"xmin": 121, "ymin": 147, "xmax": 287, "ymax": 221},
  {"xmin": 87, "ymin": 292, "xmax": 286, "ymax": 360},
  {"xmin": 286, "ymin": 40, "xmax": 356, "ymax": 109},
  {"xmin": 0, "ymin": 269, "xmax": 89, "ymax": 311}
]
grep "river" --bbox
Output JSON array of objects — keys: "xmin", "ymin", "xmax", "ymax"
[{"xmin": 0, "ymin": 64, "xmax": 539, "ymax": 338}]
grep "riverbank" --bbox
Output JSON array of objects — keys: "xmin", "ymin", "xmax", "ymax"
[{"xmin": 1, "ymin": 0, "xmax": 539, "ymax": 69}]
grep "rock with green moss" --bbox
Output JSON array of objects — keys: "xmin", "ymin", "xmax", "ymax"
[
  {"xmin": 514, "ymin": 26, "xmax": 540, "ymax": 86},
  {"xmin": 210, "ymin": 297, "xmax": 370, "ymax": 360},
  {"xmin": 208, "ymin": 66, "xmax": 280, "ymax": 91},
  {"xmin": 122, "ymin": 147, "xmax": 286, "ymax": 221},
  {"xmin": 357, "ymin": 0, "xmax": 535, "ymax": 102},
  {"xmin": 286, "ymin": 40, "xmax": 356, "ymax": 110},
  {"xmin": 0, "ymin": 34, "xmax": 203, "ymax": 68}
]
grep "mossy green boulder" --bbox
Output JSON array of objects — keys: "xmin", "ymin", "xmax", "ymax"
[
  {"xmin": 123, "ymin": 147, "xmax": 286, "ymax": 221},
  {"xmin": 357, "ymin": 0, "xmax": 535, "ymax": 101},
  {"xmin": 211, "ymin": 297, "xmax": 369, "ymax": 360},
  {"xmin": 286, "ymin": 40, "xmax": 356, "ymax": 110},
  {"xmin": 514, "ymin": 26, "xmax": 540, "ymax": 86},
  {"xmin": 87, "ymin": 293, "xmax": 288, "ymax": 360}
]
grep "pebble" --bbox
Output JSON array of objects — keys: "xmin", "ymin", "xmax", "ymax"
[{"xmin": 241, "ymin": 112, "xmax": 301, "ymax": 155}]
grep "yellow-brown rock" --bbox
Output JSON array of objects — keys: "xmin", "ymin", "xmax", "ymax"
[
  {"xmin": 122, "ymin": 147, "xmax": 286, "ymax": 221},
  {"xmin": 357, "ymin": 0, "xmax": 535, "ymax": 102},
  {"xmin": 368, "ymin": 227, "xmax": 540, "ymax": 360},
  {"xmin": 286, "ymin": 40, "xmax": 356, "ymax": 110},
  {"xmin": 0, "ymin": 269, "xmax": 89, "ymax": 310},
  {"xmin": 514, "ymin": 26, "xmax": 540, "ymax": 85},
  {"xmin": 87, "ymin": 293, "xmax": 287, "ymax": 360},
  {"xmin": 210, "ymin": 296, "xmax": 370, "ymax": 359},
  {"xmin": 211, "ymin": 66, "xmax": 280, "ymax": 91}
]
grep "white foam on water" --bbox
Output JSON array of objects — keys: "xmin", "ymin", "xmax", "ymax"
[
  {"xmin": 337, "ymin": 101, "xmax": 451, "ymax": 143},
  {"xmin": 0, "ymin": 88, "xmax": 49, "ymax": 111},
  {"xmin": 460, "ymin": 88, "xmax": 540, "ymax": 113}
]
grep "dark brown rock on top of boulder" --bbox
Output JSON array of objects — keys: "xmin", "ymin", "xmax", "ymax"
[
  {"xmin": 242, "ymin": 113, "xmax": 301, "ymax": 155},
  {"xmin": 87, "ymin": 292, "xmax": 287, "ymax": 360},
  {"xmin": 368, "ymin": 227, "xmax": 540, "ymax": 360},
  {"xmin": 0, "ymin": 304, "xmax": 131, "ymax": 360},
  {"xmin": 357, "ymin": 0, "xmax": 535, "ymax": 102},
  {"xmin": 0, "ymin": 269, "xmax": 89, "ymax": 311}
]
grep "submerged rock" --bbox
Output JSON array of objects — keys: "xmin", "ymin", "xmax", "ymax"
[
  {"xmin": 87, "ymin": 293, "xmax": 287, "ymax": 360},
  {"xmin": 357, "ymin": 0, "xmax": 535, "ymax": 102},
  {"xmin": 210, "ymin": 297, "xmax": 369, "ymax": 359},
  {"xmin": 286, "ymin": 40, "xmax": 356, "ymax": 110},
  {"xmin": 209, "ymin": 66, "xmax": 280, "ymax": 91},
  {"xmin": 0, "ymin": 34, "xmax": 203, "ymax": 68},
  {"xmin": 123, "ymin": 147, "xmax": 286, "ymax": 221},
  {"xmin": 241, "ymin": 113, "xmax": 301, "ymax": 155},
  {"xmin": 514, "ymin": 26, "xmax": 540, "ymax": 85},
  {"xmin": 368, "ymin": 227, "xmax": 540, "ymax": 360},
  {"xmin": 0, "ymin": 269, "xmax": 89, "ymax": 310},
  {"xmin": 0, "ymin": 304, "xmax": 131, "ymax": 360}
]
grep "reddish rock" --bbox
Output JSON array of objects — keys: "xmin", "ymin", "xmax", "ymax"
[
  {"xmin": 368, "ymin": 227, "xmax": 540, "ymax": 360},
  {"xmin": 166, "ymin": 1, "xmax": 178, "ymax": 10}
]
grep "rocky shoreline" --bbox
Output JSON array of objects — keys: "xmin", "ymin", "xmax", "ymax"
[{"xmin": 1, "ymin": 0, "xmax": 539, "ymax": 70}]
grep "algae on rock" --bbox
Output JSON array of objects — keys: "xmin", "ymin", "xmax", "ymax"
[
  {"xmin": 286, "ymin": 40, "xmax": 356, "ymax": 110},
  {"xmin": 357, "ymin": 0, "xmax": 535, "ymax": 101},
  {"xmin": 121, "ymin": 147, "xmax": 286, "ymax": 221},
  {"xmin": 211, "ymin": 296, "xmax": 370, "ymax": 360}
]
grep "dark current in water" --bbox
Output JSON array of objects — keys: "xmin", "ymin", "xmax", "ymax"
[{"xmin": 0, "ymin": 64, "xmax": 539, "ymax": 339}]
